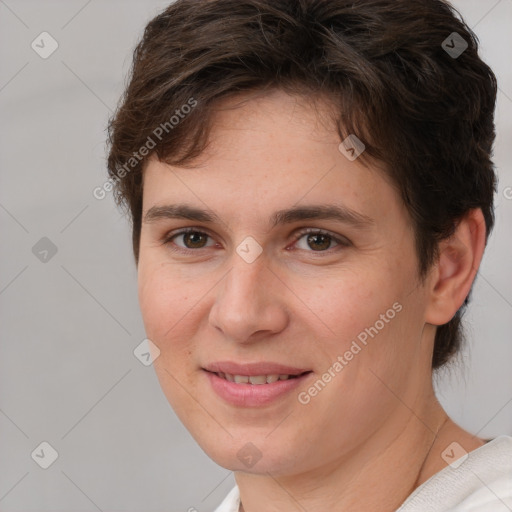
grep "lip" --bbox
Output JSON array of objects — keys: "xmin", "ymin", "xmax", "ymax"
[
  {"xmin": 203, "ymin": 361, "xmax": 309, "ymax": 376},
  {"xmin": 203, "ymin": 362, "xmax": 313, "ymax": 407}
]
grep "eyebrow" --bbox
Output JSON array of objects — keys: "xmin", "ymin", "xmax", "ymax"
[{"xmin": 143, "ymin": 203, "xmax": 375, "ymax": 229}]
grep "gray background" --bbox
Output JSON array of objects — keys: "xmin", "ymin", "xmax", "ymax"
[{"xmin": 0, "ymin": 1, "xmax": 511, "ymax": 511}]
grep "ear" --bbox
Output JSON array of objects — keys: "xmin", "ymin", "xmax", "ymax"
[{"xmin": 424, "ymin": 208, "xmax": 487, "ymax": 326}]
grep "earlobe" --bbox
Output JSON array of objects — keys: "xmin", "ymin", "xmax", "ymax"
[{"xmin": 425, "ymin": 209, "xmax": 487, "ymax": 326}]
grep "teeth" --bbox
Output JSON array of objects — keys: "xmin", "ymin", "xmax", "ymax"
[
  {"xmin": 248, "ymin": 375, "xmax": 267, "ymax": 385},
  {"xmin": 219, "ymin": 373, "xmax": 294, "ymax": 384}
]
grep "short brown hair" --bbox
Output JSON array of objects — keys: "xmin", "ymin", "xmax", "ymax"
[{"xmin": 106, "ymin": 0, "xmax": 497, "ymax": 369}]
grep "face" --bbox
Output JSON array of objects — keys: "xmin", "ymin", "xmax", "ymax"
[{"xmin": 138, "ymin": 90, "xmax": 434, "ymax": 476}]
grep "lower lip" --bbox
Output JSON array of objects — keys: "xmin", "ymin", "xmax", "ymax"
[{"xmin": 204, "ymin": 370, "xmax": 312, "ymax": 407}]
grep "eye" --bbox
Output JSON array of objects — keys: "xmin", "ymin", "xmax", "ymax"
[
  {"xmin": 163, "ymin": 228, "xmax": 217, "ymax": 252},
  {"xmin": 162, "ymin": 227, "xmax": 350, "ymax": 255},
  {"xmin": 292, "ymin": 228, "xmax": 349, "ymax": 252}
]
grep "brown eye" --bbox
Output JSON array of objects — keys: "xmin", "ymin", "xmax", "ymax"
[
  {"xmin": 305, "ymin": 233, "xmax": 332, "ymax": 251},
  {"xmin": 181, "ymin": 231, "xmax": 209, "ymax": 249},
  {"xmin": 293, "ymin": 228, "xmax": 349, "ymax": 253},
  {"xmin": 165, "ymin": 229, "xmax": 216, "ymax": 251}
]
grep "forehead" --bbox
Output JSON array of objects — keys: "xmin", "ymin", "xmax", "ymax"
[{"xmin": 141, "ymin": 90, "xmax": 407, "ymax": 230}]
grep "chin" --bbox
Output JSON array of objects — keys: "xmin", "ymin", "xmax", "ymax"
[{"xmin": 194, "ymin": 431, "xmax": 301, "ymax": 475}]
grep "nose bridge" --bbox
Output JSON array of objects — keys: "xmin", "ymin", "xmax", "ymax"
[
  {"xmin": 209, "ymin": 252, "xmax": 288, "ymax": 342},
  {"xmin": 227, "ymin": 257, "xmax": 262, "ymax": 306}
]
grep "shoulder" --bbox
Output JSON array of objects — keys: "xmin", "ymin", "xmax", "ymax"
[{"xmin": 398, "ymin": 435, "xmax": 512, "ymax": 512}]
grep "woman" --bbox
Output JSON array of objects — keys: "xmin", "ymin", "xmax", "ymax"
[{"xmin": 106, "ymin": 0, "xmax": 512, "ymax": 510}]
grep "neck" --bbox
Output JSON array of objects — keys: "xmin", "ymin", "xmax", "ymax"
[{"xmin": 235, "ymin": 393, "xmax": 482, "ymax": 512}]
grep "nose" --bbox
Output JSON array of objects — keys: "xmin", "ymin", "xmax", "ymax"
[{"xmin": 208, "ymin": 255, "xmax": 289, "ymax": 344}]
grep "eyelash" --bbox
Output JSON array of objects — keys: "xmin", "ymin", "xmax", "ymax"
[{"xmin": 161, "ymin": 227, "xmax": 350, "ymax": 255}]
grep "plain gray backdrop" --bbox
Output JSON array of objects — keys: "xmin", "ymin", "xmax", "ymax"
[{"xmin": 1, "ymin": 1, "xmax": 511, "ymax": 511}]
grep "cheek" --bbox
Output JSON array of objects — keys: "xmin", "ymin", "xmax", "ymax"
[
  {"xmin": 295, "ymin": 267, "xmax": 401, "ymax": 348},
  {"xmin": 138, "ymin": 263, "xmax": 204, "ymax": 410},
  {"xmin": 137, "ymin": 261, "xmax": 203, "ymax": 353},
  {"xmin": 303, "ymin": 271, "xmax": 426, "ymax": 413},
  {"xmin": 294, "ymin": 260, "xmax": 424, "ymax": 390}
]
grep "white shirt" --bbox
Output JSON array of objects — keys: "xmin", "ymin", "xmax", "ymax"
[{"xmin": 214, "ymin": 435, "xmax": 512, "ymax": 512}]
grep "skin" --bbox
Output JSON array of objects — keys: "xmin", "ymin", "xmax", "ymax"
[{"xmin": 137, "ymin": 89, "xmax": 487, "ymax": 512}]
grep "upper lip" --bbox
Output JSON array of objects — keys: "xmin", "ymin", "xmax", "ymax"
[{"xmin": 203, "ymin": 361, "xmax": 311, "ymax": 376}]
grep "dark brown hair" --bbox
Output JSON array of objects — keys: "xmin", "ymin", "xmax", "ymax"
[{"xmin": 106, "ymin": 0, "xmax": 497, "ymax": 369}]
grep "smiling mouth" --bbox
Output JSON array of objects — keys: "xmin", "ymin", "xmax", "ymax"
[{"xmin": 208, "ymin": 371, "xmax": 312, "ymax": 385}]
